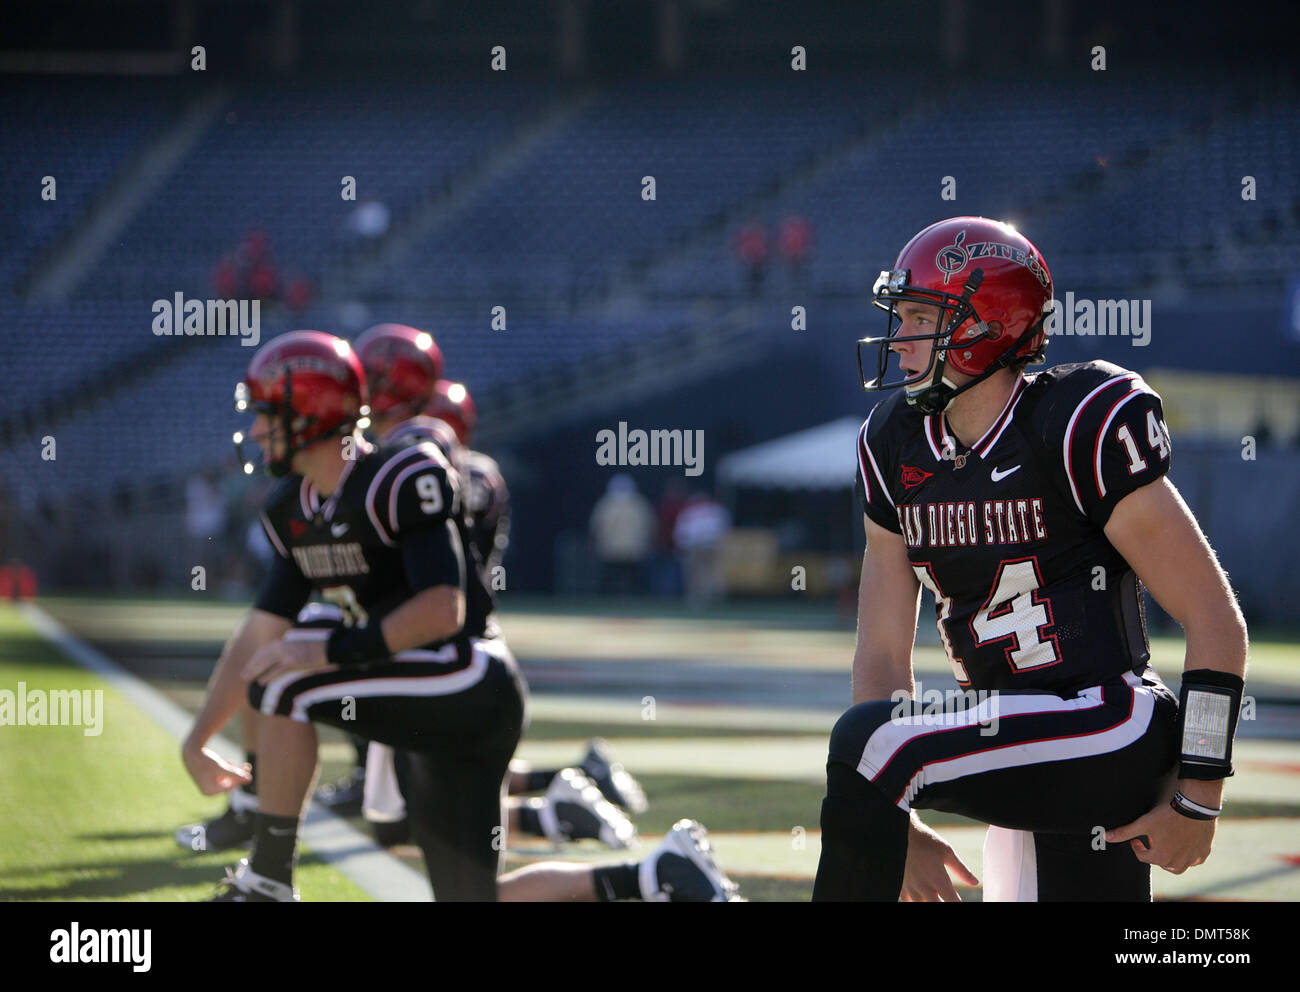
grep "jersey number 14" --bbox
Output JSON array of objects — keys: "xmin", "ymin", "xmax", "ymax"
[{"xmin": 913, "ymin": 558, "xmax": 1060, "ymax": 684}]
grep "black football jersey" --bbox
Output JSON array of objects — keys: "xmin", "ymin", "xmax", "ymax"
[
  {"xmin": 379, "ymin": 419, "xmax": 511, "ymax": 575},
  {"xmin": 856, "ymin": 361, "xmax": 1172, "ymax": 695},
  {"xmin": 461, "ymin": 449, "xmax": 511, "ymax": 571},
  {"xmin": 253, "ymin": 439, "xmax": 497, "ymax": 658},
  {"xmin": 380, "ymin": 415, "xmax": 461, "ymax": 460}
]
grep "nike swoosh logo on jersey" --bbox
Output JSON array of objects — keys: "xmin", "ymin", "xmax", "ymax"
[
  {"xmin": 990, "ymin": 465, "xmax": 1021, "ymax": 482},
  {"xmin": 330, "ymin": 522, "xmax": 349, "ymax": 537}
]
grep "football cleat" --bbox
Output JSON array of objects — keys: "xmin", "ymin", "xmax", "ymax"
[
  {"xmin": 314, "ymin": 767, "xmax": 366, "ymax": 813},
  {"xmin": 174, "ymin": 788, "xmax": 257, "ymax": 852},
  {"xmin": 639, "ymin": 819, "xmax": 742, "ymax": 902},
  {"xmin": 538, "ymin": 768, "xmax": 638, "ymax": 849},
  {"xmin": 580, "ymin": 738, "xmax": 649, "ymax": 814},
  {"xmin": 209, "ymin": 859, "xmax": 299, "ymax": 902}
]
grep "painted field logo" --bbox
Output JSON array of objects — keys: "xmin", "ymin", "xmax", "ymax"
[
  {"xmin": 596, "ymin": 422, "xmax": 704, "ymax": 477},
  {"xmin": 1044, "ymin": 292, "xmax": 1151, "ymax": 346},
  {"xmin": 0, "ymin": 682, "xmax": 104, "ymax": 736},
  {"xmin": 152, "ymin": 293, "xmax": 261, "ymax": 346},
  {"xmin": 50, "ymin": 923, "xmax": 151, "ymax": 972}
]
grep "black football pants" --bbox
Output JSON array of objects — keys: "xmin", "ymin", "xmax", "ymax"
[
  {"xmin": 249, "ymin": 607, "xmax": 528, "ymax": 901},
  {"xmin": 813, "ymin": 671, "xmax": 1179, "ymax": 901}
]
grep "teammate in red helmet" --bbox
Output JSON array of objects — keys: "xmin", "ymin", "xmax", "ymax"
[
  {"xmin": 354, "ymin": 323, "xmax": 443, "ymax": 420},
  {"xmin": 181, "ymin": 330, "xmax": 527, "ymax": 901},
  {"xmin": 426, "ymin": 379, "xmax": 478, "ymax": 447}
]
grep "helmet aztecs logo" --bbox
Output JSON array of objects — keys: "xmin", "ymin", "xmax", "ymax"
[
  {"xmin": 259, "ymin": 354, "xmax": 353, "ymax": 384},
  {"xmin": 935, "ymin": 230, "xmax": 1049, "ymax": 287}
]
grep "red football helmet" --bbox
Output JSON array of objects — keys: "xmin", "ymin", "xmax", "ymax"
[
  {"xmin": 426, "ymin": 380, "xmax": 477, "ymax": 447},
  {"xmin": 354, "ymin": 323, "xmax": 444, "ymax": 421},
  {"xmin": 234, "ymin": 330, "xmax": 368, "ymax": 476},
  {"xmin": 858, "ymin": 217, "xmax": 1054, "ymax": 414}
]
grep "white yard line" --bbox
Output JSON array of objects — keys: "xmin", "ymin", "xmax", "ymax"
[{"xmin": 20, "ymin": 602, "xmax": 433, "ymax": 902}]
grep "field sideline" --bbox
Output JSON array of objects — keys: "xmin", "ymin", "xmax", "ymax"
[{"xmin": 2, "ymin": 595, "xmax": 1297, "ymax": 902}]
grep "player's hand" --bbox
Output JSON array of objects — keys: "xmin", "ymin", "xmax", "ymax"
[
  {"xmin": 242, "ymin": 636, "xmax": 334, "ymax": 684},
  {"xmin": 182, "ymin": 742, "xmax": 252, "ymax": 796},
  {"xmin": 901, "ymin": 813, "xmax": 979, "ymax": 901},
  {"xmin": 1106, "ymin": 794, "xmax": 1216, "ymax": 874}
]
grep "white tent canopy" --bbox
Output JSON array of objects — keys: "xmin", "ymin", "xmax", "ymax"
[{"xmin": 717, "ymin": 416, "xmax": 864, "ymax": 491}]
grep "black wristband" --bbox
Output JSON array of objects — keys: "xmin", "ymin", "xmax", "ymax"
[
  {"xmin": 1169, "ymin": 791, "xmax": 1221, "ymax": 821},
  {"xmin": 326, "ymin": 623, "xmax": 390, "ymax": 667},
  {"xmin": 1177, "ymin": 669, "xmax": 1244, "ymax": 781}
]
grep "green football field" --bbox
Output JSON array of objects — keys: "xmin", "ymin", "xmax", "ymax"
[
  {"xmin": 0, "ymin": 605, "xmax": 372, "ymax": 902},
  {"xmin": 2, "ymin": 596, "xmax": 1297, "ymax": 902}
]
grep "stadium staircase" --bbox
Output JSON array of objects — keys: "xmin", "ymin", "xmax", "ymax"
[
  {"xmin": 474, "ymin": 300, "xmax": 772, "ymax": 448},
  {"xmin": 26, "ymin": 86, "xmax": 232, "ymax": 303},
  {"xmin": 625, "ymin": 80, "xmax": 945, "ymax": 302},
  {"xmin": 323, "ymin": 87, "xmax": 601, "ymax": 303}
]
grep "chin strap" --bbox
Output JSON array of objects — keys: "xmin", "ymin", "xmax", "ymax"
[
  {"xmin": 906, "ymin": 270, "xmax": 986, "ymax": 414},
  {"xmin": 908, "ymin": 336, "xmax": 1027, "ymax": 415}
]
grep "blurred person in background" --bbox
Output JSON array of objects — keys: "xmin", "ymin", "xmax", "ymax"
[
  {"xmin": 283, "ymin": 271, "xmax": 316, "ymax": 312},
  {"xmin": 212, "ymin": 253, "xmax": 239, "ymax": 298},
  {"xmin": 346, "ymin": 196, "xmax": 391, "ymax": 262},
  {"xmin": 185, "ymin": 467, "xmax": 227, "ymax": 572},
  {"xmin": 778, "ymin": 213, "xmax": 814, "ymax": 290},
  {"xmin": 673, "ymin": 491, "xmax": 731, "ymax": 609},
  {"xmin": 652, "ymin": 478, "xmax": 689, "ymax": 596},
  {"xmin": 732, "ymin": 217, "xmax": 769, "ymax": 297},
  {"xmin": 347, "ymin": 196, "xmax": 391, "ymax": 242},
  {"xmin": 589, "ymin": 474, "xmax": 655, "ymax": 596}
]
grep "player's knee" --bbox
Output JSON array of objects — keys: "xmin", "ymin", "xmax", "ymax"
[
  {"xmin": 246, "ymin": 680, "xmax": 267, "ymax": 711},
  {"xmin": 825, "ymin": 756, "xmax": 884, "ymax": 804},
  {"xmin": 828, "ymin": 700, "xmax": 892, "ymax": 768}
]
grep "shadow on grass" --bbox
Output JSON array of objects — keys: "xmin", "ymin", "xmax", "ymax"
[
  {"xmin": 72, "ymin": 830, "xmax": 209, "ymax": 843},
  {"xmin": 0, "ymin": 632, "xmax": 90, "ymax": 674},
  {"xmin": 0, "ymin": 849, "xmax": 331, "ymax": 901}
]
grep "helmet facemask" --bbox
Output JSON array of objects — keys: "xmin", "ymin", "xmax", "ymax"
[
  {"xmin": 233, "ymin": 370, "xmax": 356, "ymax": 478},
  {"xmin": 858, "ymin": 267, "xmax": 991, "ymax": 415}
]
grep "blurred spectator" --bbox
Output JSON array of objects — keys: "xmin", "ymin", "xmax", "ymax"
[
  {"xmin": 238, "ymin": 481, "xmax": 275, "ymax": 588},
  {"xmin": 0, "ymin": 484, "xmax": 12, "ymax": 560},
  {"xmin": 674, "ymin": 492, "xmax": 731, "ymax": 609},
  {"xmin": 212, "ymin": 254, "xmax": 239, "ymax": 298},
  {"xmin": 246, "ymin": 516, "xmax": 274, "ymax": 571},
  {"xmin": 213, "ymin": 228, "xmax": 286, "ymax": 303},
  {"xmin": 778, "ymin": 213, "xmax": 814, "ymax": 288},
  {"xmin": 652, "ymin": 479, "xmax": 689, "ymax": 596},
  {"xmin": 589, "ymin": 474, "xmax": 655, "ymax": 596},
  {"xmin": 185, "ymin": 469, "xmax": 227, "ymax": 568},
  {"xmin": 732, "ymin": 218, "xmax": 769, "ymax": 297},
  {"xmin": 348, "ymin": 196, "xmax": 391, "ymax": 242},
  {"xmin": 247, "ymin": 259, "xmax": 280, "ymax": 301},
  {"xmin": 284, "ymin": 272, "xmax": 316, "ymax": 311},
  {"xmin": 240, "ymin": 229, "xmax": 270, "ymax": 266},
  {"xmin": 1249, "ymin": 415, "xmax": 1274, "ymax": 448}
]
